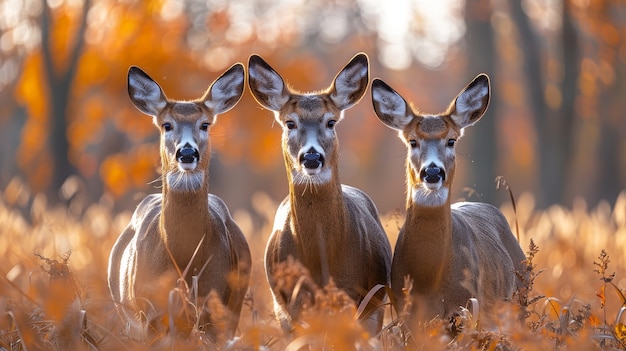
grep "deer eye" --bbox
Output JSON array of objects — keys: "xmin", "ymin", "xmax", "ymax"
[
  {"xmin": 409, "ymin": 140, "xmax": 417, "ymax": 148},
  {"xmin": 285, "ymin": 121, "xmax": 296, "ymax": 130},
  {"xmin": 447, "ymin": 139, "xmax": 456, "ymax": 147},
  {"xmin": 327, "ymin": 120, "xmax": 336, "ymax": 128},
  {"xmin": 200, "ymin": 122, "xmax": 210, "ymax": 131},
  {"xmin": 162, "ymin": 122, "xmax": 173, "ymax": 131}
]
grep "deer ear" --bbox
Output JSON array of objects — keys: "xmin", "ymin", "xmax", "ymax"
[
  {"xmin": 127, "ymin": 66, "xmax": 168, "ymax": 116},
  {"xmin": 329, "ymin": 53, "xmax": 369, "ymax": 110},
  {"xmin": 247, "ymin": 55, "xmax": 290, "ymax": 111},
  {"xmin": 371, "ymin": 79, "xmax": 412, "ymax": 131},
  {"xmin": 204, "ymin": 63, "xmax": 245, "ymax": 115},
  {"xmin": 449, "ymin": 74, "xmax": 490, "ymax": 129}
]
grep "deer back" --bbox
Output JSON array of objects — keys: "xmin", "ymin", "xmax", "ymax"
[{"xmin": 447, "ymin": 202, "xmax": 526, "ymax": 313}]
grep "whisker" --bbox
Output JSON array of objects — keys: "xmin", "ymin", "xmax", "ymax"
[
  {"xmin": 147, "ymin": 176, "xmax": 162, "ymax": 189},
  {"xmin": 166, "ymin": 168, "xmax": 205, "ymax": 192},
  {"xmin": 174, "ymin": 171, "xmax": 182, "ymax": 189}
]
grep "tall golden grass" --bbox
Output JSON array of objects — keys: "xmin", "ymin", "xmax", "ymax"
[{"xmin": 1, "ymin": 177, "xmax": 625, "ymax": 350}]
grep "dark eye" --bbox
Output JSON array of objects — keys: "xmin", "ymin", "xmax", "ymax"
[
  {"xmin": 162, "ymin": 122, "xmax": 173, "ymax": 131},
  {"xmin": 327, "ymin": 120, "xmax": 336, "ymax": 128},
  {"xmin": 409, "ymin": 140, "xmax": 417, "ymax": 148},
  {"xmin": 200, "ymin": 122, "xmax": 210, "ymax": 131},
  {"xmin": 447, "ymin": 139, "xmax": 456, "ymax": 147},
  {"xmin": 285, "ymin": 121, "xmax": 296, "ymax": 130}
]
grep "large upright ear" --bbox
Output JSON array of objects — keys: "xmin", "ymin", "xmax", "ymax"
[
  {"xmin": 448, "ymin": 73, "xmax": 490, "ymax": 129},
  {"xmin": 127, "ymin": 66, "xmax": 168, "ymax": 116},
  {"xmin": 329, "ymin": 52, "xmax": 369, "ymax": 110},
  {"xmin": 371, "ymin": 78, "xmax": 413, "ymax": 131},
  {"xmin": 204, "ymin": 63, "xmax": 245, "ymax": 115},
  {"xmin": 247, "ymin": 55, "xmax": 290, "ymax": 111}
]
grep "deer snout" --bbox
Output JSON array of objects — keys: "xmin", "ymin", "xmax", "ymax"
[
  {"xmin": 299, "ymin": 148, "xmax": 325, "ymax": 170},
  {"xmin": 176, "ymin": 143, "xmax": 200, "ymax": 168},
  {"xmin": 420, "ymin": 163, "xmax": 446, "ymax": 184}
]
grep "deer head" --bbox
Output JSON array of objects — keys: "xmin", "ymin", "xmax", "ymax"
[
  {"xmin": 127, "ymin": 64, "xmax": 245, "ymax": 192},
  {"xmin": 248, "ymin": 54, "xmax": 369, "ymax": 186},
  {"xmin": 372, "ymin": 74, "xmax": 490, "ymax": 206}
]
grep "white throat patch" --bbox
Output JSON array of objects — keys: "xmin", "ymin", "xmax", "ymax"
[
  {"xmin": 412, "ymin": 186, "xmax": 448, "ymax": 207},
  {"xmin": 292, "ymin": 167, "xmax": 332, "ymax": 187},
  {"xmin": 167, "ymin": 170, "xmax": 205, "ymax": 192}
]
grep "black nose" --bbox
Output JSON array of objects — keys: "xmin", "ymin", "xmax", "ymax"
[
  {"xmin": 176, "ymin": 147, "xmax": 199, "ymax": 163},
  {"xmin": 300, "ymin": 148, "xmax": 325, "ymax": 169},
  {"xmin": 420, "ymin": 164, "xmax": 445, "ymax": 183}
]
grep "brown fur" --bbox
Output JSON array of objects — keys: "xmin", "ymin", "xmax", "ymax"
[
  {"xmin": 107, "ymin": 64, "xmax": 250, "ymax": 344},
  {"xmin": 248, "ymin": 53, "xmax": 392, "ymax": 336}
]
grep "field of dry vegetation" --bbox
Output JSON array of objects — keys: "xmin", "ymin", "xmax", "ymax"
[{"xmin": 1, "ymin": 177, "xmax": 625, "ymax": 350}]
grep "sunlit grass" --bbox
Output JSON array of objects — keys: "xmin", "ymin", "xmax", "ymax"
[{"xmin": 1, "ymin": 177, "xmax": 625, "ymax": 350}]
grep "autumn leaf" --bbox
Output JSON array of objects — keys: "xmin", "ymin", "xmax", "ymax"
[
  {"xmin": 615, "ymin": 323, "xmax": 626, "ymax": 341},
  {"xmin": 588, "ymin": 314, "xmax": 601, "ymax": 328},
  {"xmin": 597, "ymin": 284, "xmax": 606, "ymax": 308}
]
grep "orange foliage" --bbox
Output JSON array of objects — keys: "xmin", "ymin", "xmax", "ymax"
[
  {"xmin": 14, "ymin": 54, "xmax": 47, "ymax": 121},
  {"xmin": 99, "ymin": 144, "xmax": 159, "ymax": 196},
  {"xmin": 48, "ymin": 3, "xmax": 83, "ymax": 73},
  {"xmin": 6, "ymin": 0, "xmax": 625, "ymax": 206},
  {"xmin": 9, "ymin": 0, "xmax": 387, "ymax": 201},
  {"xmin": 100, "ymin": 154, "xmax": 129, "ymax": 197},
  {"xmin": 129, "ymin": 144, "xmax": 160, "ymax": 187},
  {"xmin": 16, "ymin": 0, "xmax": 209, "ymax": 198},
  {"xmin": 15, "ymin": 53, "xmax": 51, "ymax": 192}
]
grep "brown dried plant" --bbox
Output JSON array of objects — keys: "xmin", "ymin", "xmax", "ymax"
[
  {"xmin": 514, "ymin": 238, "xmax": 547, "ymax": 327},
  {"xmin": 2, "ymin": 180, "xmax": 626, "ymax": 350}
]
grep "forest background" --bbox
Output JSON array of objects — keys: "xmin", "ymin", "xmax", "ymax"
[
  {"xmin": 1, "ymin": 0, "xmax": 626, "ymax": 349},
  {"xmin": 1, "ymin": 0, "xmax": 624, "ymax": 216}
]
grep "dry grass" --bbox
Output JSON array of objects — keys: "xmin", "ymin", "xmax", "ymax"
[{"xmin": 1, "ymin": 177, "xmax": 625, "ymax": 350}]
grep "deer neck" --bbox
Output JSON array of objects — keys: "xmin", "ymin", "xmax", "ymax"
[
  {"xmin": 403, "ymin": 167, "xmax": 453, "ymax": 292},
  {"xmin": 289, "ymin": 178, "xmax": 345, "ymax": 232},
  {"xmin": 287, "ymin": 165, "xmax": 346, "ymax": 284},
  {"xmin": 159, "ymin": 170, "xmax": 213, "ymax": 267}
]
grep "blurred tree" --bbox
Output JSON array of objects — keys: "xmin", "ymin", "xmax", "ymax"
[
  {"xmin": 41, "ymin": 0, "xmax": 90, "ymax": 204},
  {"xmin": 1, "ymin": 1, "xmax": 37, "ymax": 195},
  {"xmin": 4, "ymin": 0, "xmax": 392, "ymax": 209},
  {"xmin": 558, "ymin": 0, "xmax": 580, "ymax": 204},
  {"xmin": 509, "ymin": 0, "xmax": 580, "ymax": 207},
  {"xmin": 510, "ymin": 0, "xmax": 556, "ymax": 207},
  {"xmin": 571, "ymin": 0, "xmax": 626, "ymax": 205},
  {"xmin": 0, "ymin": 105, "xmax": 26, "ymax": 188},
  {"xmin": 11, "ymin": 0, "xmax": 221, "ymax": 206},
  {"xmin": 462, "ymin": 0, "xmax": 499, "ymax": 204},
  {"xmin": 1, "ymin": 0, "xmax": 624, "ymax": 212}
]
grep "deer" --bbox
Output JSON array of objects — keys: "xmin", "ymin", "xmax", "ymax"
[
  {"xmin": 370, "ymin": 74, "xmax": 527, "ymax": 332},
  {"xmin": 247, "ymin": 53, "xmax": 392, "ymax": 336},
  {"xmin": 107, "ymin": 64, "xmax": 251, "ymax": 343}
]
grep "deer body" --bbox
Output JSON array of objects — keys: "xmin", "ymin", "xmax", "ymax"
[
  {"xmin": 371, "ymin": 75, "xmax": 526, "ymax": 328},
  {"xmin": 248, "ymin": 54, "xmax": 392, "ymax": 335},
  {"xmin": 107, "ymin": 65, "xmax": 251, "ymax": 342}
]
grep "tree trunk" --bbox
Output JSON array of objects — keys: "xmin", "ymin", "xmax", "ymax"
[
  {"xmin": 593, "ymin": 3, "xmax": 625, "ymax": 205},
  {"xmin": 40, "ymin": 0, "xmax": 90, "ymax": 205},
  {"xmin": 463, "ymin": 0, "xmax": 498, "ymax": 204},
  {"xmin": 559, "ymin": 0, "xmax": 580, "ymax": 205},
  {"xmin": 509, "ymin": 0, "xmax": 562, "ymax": 207}
]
